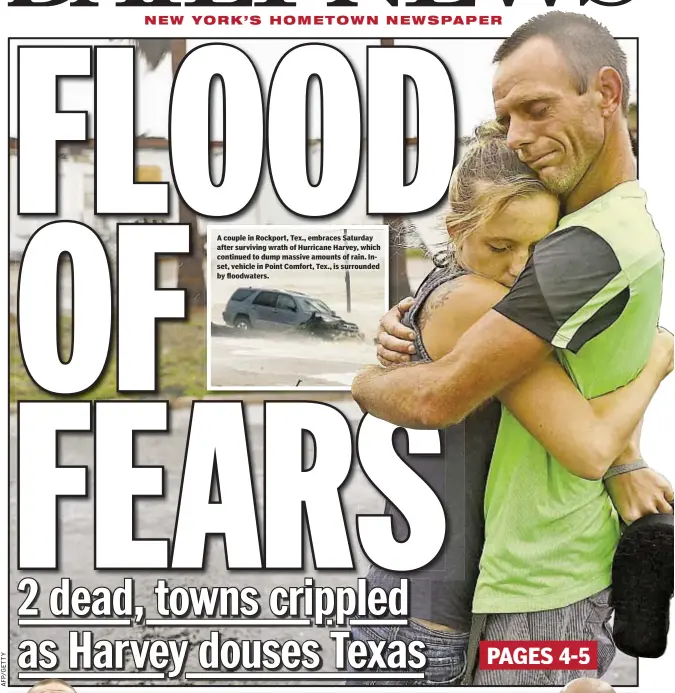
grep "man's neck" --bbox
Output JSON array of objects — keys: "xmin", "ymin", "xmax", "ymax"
[{"xmin": 563, "ymin": 123, "xmax": 636, "ymax": 215}]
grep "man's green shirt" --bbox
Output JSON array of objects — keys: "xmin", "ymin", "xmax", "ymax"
[{"xmin": 473, "ymin": 181, "xmax": 664, "ymax": 613}]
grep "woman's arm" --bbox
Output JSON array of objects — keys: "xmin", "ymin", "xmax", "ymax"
[
  {"xmin": 499, "ymin": 351, "xmax": 669, "ymax": 480},
  {"xmin": 420, "ymin": 275, "xmax": 672, "ymax": 481}
]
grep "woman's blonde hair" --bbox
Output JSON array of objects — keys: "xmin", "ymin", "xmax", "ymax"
[{"xmin": 437, "ymin": 120, "xmax": 550, "ymax": 267}]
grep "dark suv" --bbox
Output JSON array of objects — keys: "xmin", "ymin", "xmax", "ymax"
[{"xmin": 222, "ymin": 288, "xmax": 363, "ymax": 340}]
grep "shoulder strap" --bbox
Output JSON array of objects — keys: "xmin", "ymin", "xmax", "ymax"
[{"xmin": 405, "ymin": 264, "xmax": 467, "ymax": 362}]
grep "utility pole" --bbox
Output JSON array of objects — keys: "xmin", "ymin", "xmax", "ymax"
[
  {"xmin": 380, "ymin": 38, "xmax": 412, "ymax": 306},
  {"xmin": 344, "ymin": 228, "xmax": 352, "ymax": 313}
]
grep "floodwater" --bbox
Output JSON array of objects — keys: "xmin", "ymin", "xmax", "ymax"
[{"xmin": 210, "ymin": 332, "xmax": 379, "ymax": 389}]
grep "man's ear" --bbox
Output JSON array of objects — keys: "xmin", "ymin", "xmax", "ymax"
[{"xmin": 597, "ymin": 66, "xmax": 623, "ymax": 118}]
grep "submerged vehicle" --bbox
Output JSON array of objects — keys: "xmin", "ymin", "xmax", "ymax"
[{"xmin": 222, "ymin": 287, "xmax": 364, "ymax": 341}]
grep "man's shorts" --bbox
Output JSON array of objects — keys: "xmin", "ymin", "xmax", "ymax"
[{"xmin": 472, "ymin": 588, "xmax": 616, "ymax": 686}]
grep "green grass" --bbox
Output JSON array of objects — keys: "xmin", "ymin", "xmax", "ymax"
[
  {"xmin": 405, "ymin": 247, "xmax": 430, "ymax": 259},
  {"xmin": 10, "ymin": 312, "xmax": 208, "ymax": 403}
]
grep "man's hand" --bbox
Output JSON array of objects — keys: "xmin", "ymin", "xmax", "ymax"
[
  {"xmin": 377, "ymin": 297, "xmax": 416, "ymax": 366},
  {"xmin": 605, "ymin": 468, "xmax": 674, "ymax": 524}
]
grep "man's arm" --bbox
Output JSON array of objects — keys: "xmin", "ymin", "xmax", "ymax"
[
  {"xmin": 353, "ymin": 226, "xmax": 629, "ymax": 428},
  {"xmin": 352, "ymin": 310, "xmax": 552, "ymax": 429}
]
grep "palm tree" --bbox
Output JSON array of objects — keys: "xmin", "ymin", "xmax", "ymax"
[
  {"xmin": 380, "ymin": 38, "xmax": 413, "ymax": 306},
  {"xmin": 132, "ymin": 39, "xmax": 206, "ymax": 309}
]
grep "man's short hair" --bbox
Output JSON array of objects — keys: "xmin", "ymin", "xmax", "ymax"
[{"xmin": 494, "ymin": 11, "xmax": 630, "ymax": 114}]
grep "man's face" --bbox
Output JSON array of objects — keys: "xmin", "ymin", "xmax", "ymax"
[{"xmin": 493, "ymin": 37, "xmax": 606, "ymax": 196}]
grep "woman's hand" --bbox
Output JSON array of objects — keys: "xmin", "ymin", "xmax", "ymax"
[
  {"xmin": 604, "ymin": 412, "xmax": 673, "ymax": 524},
  {"xmin": 605, "ymin": 468, "xmax": 674, "ymax": 524},
  {"xmin": 376, "ymin": 297, "xmax": 416, "ymax": 366}
]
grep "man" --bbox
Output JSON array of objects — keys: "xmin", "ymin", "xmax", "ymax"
[{"xmin": 352, "ymin": 11, "xmax": 670, "ymax": 685}]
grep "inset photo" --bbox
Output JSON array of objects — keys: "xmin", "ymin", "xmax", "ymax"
[{"xmin": 207, "ymin": 225, "xmax": 388, "ymax": 390}]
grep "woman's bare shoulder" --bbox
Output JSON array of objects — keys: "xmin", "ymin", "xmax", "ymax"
[{"xmin": 419, "ymin": 273, "xmax": 509, "ymax": 360}]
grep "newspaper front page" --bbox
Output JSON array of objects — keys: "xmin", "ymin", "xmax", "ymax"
[{"xmin": 2, "ymin": 1, "xmax": 673, "ymax": 692}]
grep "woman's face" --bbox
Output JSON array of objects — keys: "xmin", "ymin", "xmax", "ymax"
[{"xmin": 456, "ymin": 192, "xmax": 560, "ymax": 287}]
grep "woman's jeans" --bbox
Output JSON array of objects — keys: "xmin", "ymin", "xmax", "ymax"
[{"xmin": 345, "ymin": 620, "xmax": 470, "ymax": 686}]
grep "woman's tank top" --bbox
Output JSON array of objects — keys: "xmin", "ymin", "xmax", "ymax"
[{"xmin": 366, "ymin": 264, "xmax": 502, "ymax": 630}]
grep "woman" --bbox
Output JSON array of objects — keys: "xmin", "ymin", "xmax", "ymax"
[{"xmin": 347, "ymin": 122, "xmax": 673, "ymax": 686}]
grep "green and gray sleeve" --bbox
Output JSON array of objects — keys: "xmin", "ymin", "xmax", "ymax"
[{"xmin": 494, "ymin": 226, "xmax": 630, "ymax": 353}]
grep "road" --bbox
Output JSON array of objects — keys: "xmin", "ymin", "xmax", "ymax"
[{"xmin": 9, "ymin": 403, "xmax": 637, "ymax": 686}]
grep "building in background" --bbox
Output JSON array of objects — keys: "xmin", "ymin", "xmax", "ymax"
[{"xmin": 9, "ymin": 137, "xmax": 453, "ymax": 313}]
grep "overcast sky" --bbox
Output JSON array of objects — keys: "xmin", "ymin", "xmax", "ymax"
[{"xmin": 9, "ymin": 38, "xmax": 638, "ymax": 139}]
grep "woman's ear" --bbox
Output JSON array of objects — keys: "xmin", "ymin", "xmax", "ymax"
[{"xmin": 446, "ymin": 223, "xmax": 461, "ymax": 245}]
